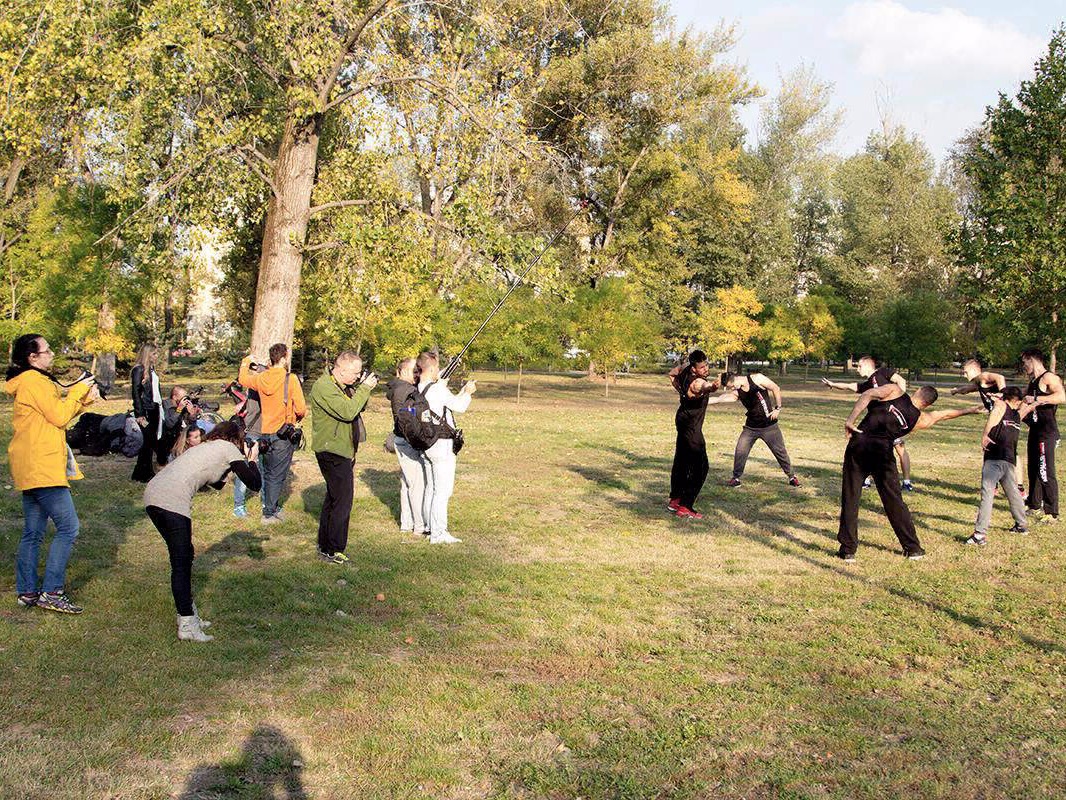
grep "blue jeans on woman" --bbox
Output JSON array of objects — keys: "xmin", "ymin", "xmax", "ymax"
[{"xmin": 17, "ymin": 487, "xmax": 80, "ymax": 594}]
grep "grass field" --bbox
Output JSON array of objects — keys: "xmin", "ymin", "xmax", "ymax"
[{"xmin": 1, "ymin": 372, "xmax": 1064, "ymax": 799}]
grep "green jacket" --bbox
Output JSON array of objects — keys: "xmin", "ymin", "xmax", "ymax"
[{"xmin": 310, "ymin": 372, "xmax": 372, "ymax": 459}]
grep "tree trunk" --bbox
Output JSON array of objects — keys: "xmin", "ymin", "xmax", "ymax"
[
  {"xmin": 95, "ymin": 299, "xmax": 117, "ymax": 390},
  {"xmin": 249, "ymin": 114, "xmax": 321, "ymax": 359},
  {"xmin": 804, "ymin": 361, "xmax": 810, "ymax": 383},
  {"xmin": 1052, "ymin": 310, "xmax": 1059, "ymax": 373},
  {"xmin": 517, "ymin": 363, "xmax": 522, "ymax": 405},
  {"xmin": 605, "ymin": 370, "xmax": 610, "ymax": 398}
]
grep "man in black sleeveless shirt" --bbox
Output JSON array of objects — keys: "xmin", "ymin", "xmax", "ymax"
[
  {"xmin": 823, "ymin": 355, "xmax": 916, "ymax": 491},
  {"xmin": 968, "ymin": 387, "xmax": 1029, "ymax": 545},
  {"xmin": 838, "ymin": 383, "xmax": 983, "ymax": 560},
  {"xmin": 1021, "ymin": 348, "xmax": 1064, "ymax": 522},
  {"xmin": 667, "ymin": 350, "xmax": 720, "ymax": 518},
  {"xmin": 707, "ymin": 372, "xmax": 799, "ymax": 487},
  {"xmin": 950, "ymin": 359, "xmax": 1006, "ymax": 411}
]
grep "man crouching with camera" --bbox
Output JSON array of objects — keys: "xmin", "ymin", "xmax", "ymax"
[
  {"xmin": 309, "ymin": 351, "xmax": 378, "ymax": 564},
  {"xmin": 239, "ymin": 344, "xmax": 307, "ymax": 524}
]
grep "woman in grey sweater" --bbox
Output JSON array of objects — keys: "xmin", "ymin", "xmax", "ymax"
[{"xmin": 144, "ymin": 421, "xmax": 262, "ymax": 642}]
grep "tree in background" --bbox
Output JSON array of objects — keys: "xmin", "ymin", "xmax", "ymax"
[
  {"xmin": 476, "ymin": 288, "xmax": 566, "ymax": 403},
  {"xmin": 794, "ymin": 294, "xmax": 842, "ymax": 379},
  {"xmin": 954, "ymin": 27, "xmax": 1066, "ymax": 370},
  {"xmin": 701, "ymin": 285, "xmax": 762, "ymax": 369},
  {"xmin": 572, "ymin": 279, "xmax": 660, "ymax": 397},
  {"xmin": 873, "ymin": 295, "xmax": 953, "ymax": 377},
  {"xmin": 759, "ymin": 305, "xmax": 803, "ymax": 374}
]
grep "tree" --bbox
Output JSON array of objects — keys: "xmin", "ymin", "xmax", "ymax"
[
  {"xmin": 572, "ymin": 279, "xmax": 659, "ymax": 397},
  {"xmin": 700, "ymin": 285, "xmax": 762, "ymax": 368},
  {"xmin": 793, "ymin": 294, "xmax": 842, "ymax": 379},
  {"xmin": 759, "ymin": 305, "xmax": 803, "ymax": 374},
  {"xmin": 478, "ymin": 288, "xmax": 566, "ymax": 404},
  {"xmin": 873, "ymin": 295, "xmax": 953, "ymax": 376},
  {"xmin": 954, "ymin": 27, "xmax": 1066, "ymax": 369}
]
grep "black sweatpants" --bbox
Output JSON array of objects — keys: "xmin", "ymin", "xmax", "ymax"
[
  {"xmin": 732, "ymin": 424, "xmax": 794, "ymax": 479},
  {"xmin": 146, "ymin": 505, "xmax": 194, "ymax": 616},
  {"xmin": 1026, "ymin": 430, "xmax": 1059, "ymax": 517},
  {"xmin": 670, "ymin": 416, "xmax": 709, "ymax": 509},
  {"xmin": 132, "ymin": 407, "xmax": 161, "ymax": 482},
  {"xmin": 838, "ymin": 435, "xmax": 921, "ymax": 555},
  {"xmin": 316, "ymin": 451, "xmax": 355, "ymax": 555}
]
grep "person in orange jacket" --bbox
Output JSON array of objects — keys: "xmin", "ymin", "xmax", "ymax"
[
  {"xmin": 5, "ymin": 334, "xmax": 99, "ymax": 613},
  {"xmin": 238, "ymin": 343, "xmax": 307, "ymax": 523}
]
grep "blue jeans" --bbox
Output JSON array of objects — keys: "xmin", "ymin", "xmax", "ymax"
[
  {"xmin": 260, "ymin": 433, "xmax": 295, "ymax": 517},
  {"xmin": 17, "ymin": 487, "xmax": 80, "ymax": 594},
  {"xmin": 233, "ymin": 435, "xmax": 265, "ymax": 509}
]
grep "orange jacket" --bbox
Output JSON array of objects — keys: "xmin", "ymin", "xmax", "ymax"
[
  {"xmin": 238, "ymin": 357, "xmax": 307, "ymax": 435},
  {"xmin": 4, "ymin": 369, "xmax": 93, "ymax": 491}
]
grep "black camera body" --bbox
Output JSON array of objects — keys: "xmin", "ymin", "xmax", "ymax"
[
  {"xmin": 276, "ymin": 422, "xmax": 304, "ymax": 449},
  {"xmin": 185, "ymin": 386, "xmax": 220, "ymax": 413}
]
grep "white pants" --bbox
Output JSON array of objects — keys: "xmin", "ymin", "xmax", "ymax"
[
  {"xmin": 422, "ymin": 439, "xmax": 457, "ymax": 536},
  {"xmin": 394, "ymin": 437, "xmax": 428, "ymax": 533}
]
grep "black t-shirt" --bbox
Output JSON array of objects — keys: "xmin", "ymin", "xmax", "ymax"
[
  {"xmin": 676, "ymin": 367, "xmax": 709, "ymax": 428},
  {"xmin": 1026, "ymin": 374, "xmax": 1059, "ymax": 435},
  {"xmin": 737, "ymin": 376, "xmax": 775, "ymax": 429},
  {"xmin": 985, "ymin": 405, "xmax": 1022, "ymax": 464},
  {"xmin": 860, "ymin": 393, "xmax": 921, "ymax": 440}
]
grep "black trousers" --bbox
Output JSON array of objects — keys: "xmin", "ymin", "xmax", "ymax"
[
  {"xmin": 1026, "ymin": 430, "xmax": 1059, "ymax": 517},
  {"xmin": 669, "ymin": 415, "xmax": 709, "ymax": 509},
  {"xmin": 132, "ymin": 407, "xmax": 161, "ymax": 482},
  {"xmin": 838, "ymin": 436, "xmax": 921, "ymax": 555},
  {"xmin": 146, "ymin": 505, "xmax": 194, "ymax": 616},
  {"xmin": 732, "ymin": 424, "xmax": 793, "ymax": 479},
  {"xmin": 316, "ymin": 451, "xmax": 355, "ymax": 555}
]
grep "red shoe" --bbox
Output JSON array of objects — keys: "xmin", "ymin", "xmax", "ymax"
[
  {"xmin": 788, "ymin": 475, "xmax": 801, "ymax": 487},
  {"xmin": 666, "ymin": 498, "xmax": 681, "ymax": 512},
  {"xmin": 675, "ymin": 506, "xmax": 703, "ymax": 519}
]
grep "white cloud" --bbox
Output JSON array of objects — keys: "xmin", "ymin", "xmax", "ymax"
[{"xmin": 832, "ymin": 1, "xmax": 1044, "ymax": 78}]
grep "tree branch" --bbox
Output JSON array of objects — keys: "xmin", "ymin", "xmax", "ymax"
[
  {"xmin": 318, "ymin": 0, "xmax": 394, "ymax": 108},
  {"xmin": 236, "ymin": 149, "xmax": 279, "ymax": 196},
  {"xmin": 308, "ymin": 198, "xmax": 375, "ymax": 216}
]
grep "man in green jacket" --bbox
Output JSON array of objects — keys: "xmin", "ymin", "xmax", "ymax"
[{"xmin": 310, "ymin": 351, "xmax": 378, "ymax": 563}]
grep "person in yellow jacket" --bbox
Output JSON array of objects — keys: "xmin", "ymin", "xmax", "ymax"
[{"xmin": 5, "ymin": 334, "xmax": 99, "ymax": 613}]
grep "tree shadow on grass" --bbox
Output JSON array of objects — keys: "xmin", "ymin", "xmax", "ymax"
[
  {"xmin": 358, "ymin": 467, "xmax": 402, "ymax": 527},
  {"xmin": 178, "ymin": 724, "xmax": 307, "ymax": 799}
]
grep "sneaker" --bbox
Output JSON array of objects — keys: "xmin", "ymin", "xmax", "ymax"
[
  {"xmin": 1007, "ymin": 523, "xmax": 1029, "ymax": 535},
  {"xmin": 16, "ymin": 592, "xmax": 39, "ymax": 607},
  {"xmin": 332, "ymin": 551, "xmax": 351, "ymax": 563},
  {"xmin": 965, "ymin": 534, "xmax": 987, "ymax": 546},
  {"xmin": 666, "ymin": 498, "xmax": 681, "ymax": 512},
  {"xmin": 675, "ymin": 506, "xmax": 704, "ymax": 519},
  {"xmin": 862, "ymin": 476, "xmax": 872, "ymax": 488},
  {"xmin": 36, "ymin": 592, "xmax": 83, "ymax": 614},
  {"xmin": 836, "ymin": 548, "xmax": 856, "ymax": 562},
  {"xmin": 1025, "ymin": 506, "xmax": 1042, "ymax": 517},
  {"xmin": 318, "ymin": 550, "xmax": 345, "ymax": 564},
  {"xmin": 429, "ymin": 532, "xmax": 462, "ymax": 544},
  {"xmin": 904, "ymin": 548, "xmax": 926, "ymax": 560},
  {"xmin": 1041, "ymin": 515, "xmax": 1059, "ymax": 525},
  {"xmin": 902, "ymin": 481, "xmax": 916, "ymax": 492},
  {"xmin": 233, "ymin": 505, "xmax": 248, "ymax": 519},
  {"xmin": 177, "ymin": 615, "xmax": 213, "ymax": 643},
  {"xmin": 727, "ymin": 478, "xmax": 742, "ymax": 488},
  {"xmin": 788, "ymin": 475, "xmax": 801, "ymax": 487},
  {"xmin": 262, "ymin": 515, "xmax": 281, "ymax": 526}
]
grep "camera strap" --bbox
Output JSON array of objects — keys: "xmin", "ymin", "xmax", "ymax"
[{"xmin": 283, "ymin": 368, "xmax": 293, "ymax": 424}]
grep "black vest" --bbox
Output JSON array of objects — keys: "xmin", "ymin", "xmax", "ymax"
[
  {"xmin": 985, "ymin": 405, "xmax": 1022, "ymax": 464},
  {"xmin": 737, "ymin": 378, "xmax": 775, "ymax": 429}
]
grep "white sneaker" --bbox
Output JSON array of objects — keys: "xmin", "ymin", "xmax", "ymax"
[
  {"xmin": 177, "ymin": 615, "xmax": 213, "ymax": 642},
  {"xmin": 189, "ymin": 603, "xmax": 210, "ymax": 628},
  {"xmin": 429, "ymin": 532, "xmax": 462, "ymax": 545}
]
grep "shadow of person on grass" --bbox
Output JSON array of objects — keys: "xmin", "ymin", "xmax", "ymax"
[
  {"xmin": 358, "ymin": 467, "xmax": 402, "ymax": 526},
  {"xmin": 178, "ymin": 724, "xmax": 307, "ymax": 799}
]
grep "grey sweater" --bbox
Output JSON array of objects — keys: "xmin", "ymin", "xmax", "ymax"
[{"xmin": 143, "ymin": 440, "xmax": 260, "ymax": 517}]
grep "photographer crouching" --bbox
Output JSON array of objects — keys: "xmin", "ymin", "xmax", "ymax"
[
  {"xmin": 239, "ymin": 344, "xmax": 307, "ymax": 524},
  {"xmin": 309, "ymin": 352, "xmax": 378, "ymax": 564}
]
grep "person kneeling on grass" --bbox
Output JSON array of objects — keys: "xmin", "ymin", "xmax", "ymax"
[
  {"xmin": 968, "ymin": 387, "xmax": 1031, "ymax": 546},
  {"xmin": 143, "ymin": 421, "xmax": 261, "ymax": 642}
]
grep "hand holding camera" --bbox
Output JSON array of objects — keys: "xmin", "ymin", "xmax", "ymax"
[{"xmin": 462, "ymin": 379, "xmax": 477, "ymax": 395}]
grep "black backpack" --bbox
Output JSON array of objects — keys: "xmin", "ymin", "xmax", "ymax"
[{"xmin": 395, "ymin": 386, "xmax": 443, "ymax": 451}]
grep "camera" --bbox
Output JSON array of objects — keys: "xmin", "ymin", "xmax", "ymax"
[
  {"xmin": 359, "ymin": 369, "xmax": 377, "ymax": 384},
  {"xmin": 186, "ymin": 386, "xmax": 220, "ymax": 413},
  {"xmin": 276, "ymin": 422, "xmax": 304, "ymax": 449},
  {"xmin": 76, "ymin": 370, "xmax": 109, "ymax": 400}
]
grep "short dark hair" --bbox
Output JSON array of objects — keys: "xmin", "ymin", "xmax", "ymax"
[
  {"xmin": 1001, "ymin": 386, "xmax": 1024, "ymax": 402},
  {"xmin": 916, "ymin": 385, "xmax": 939, "ymax": 406},
  {"xmin": 689, "ymin": 349, "xmax": 707, "ymax": 366},
  {"xmin": 857, "ymin": 354, "xmax": 877, "ymax": 365},
  {"xmin": 719, "ymin": 371, "xmax": 736, "ymax": 386},
  {"xmin": 269, "ymin": 343, "xmax": 288, "ymax": 366},
  {"xmin": 1021, "ymin": 348, "xmax": 1046, "ymax": 364},
  {"xmin": 205, "ymin": 419, "xmax": 245, "ymax": 448},
  {"xmin": 962, "ymin": 358, "xmax": 982, "ymax": 369}
]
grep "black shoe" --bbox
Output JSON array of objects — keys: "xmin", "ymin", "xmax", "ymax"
[
  {"xmin": 902, "ymin": 481, "xmax": 917, "ymax": 492},
  {"xmin": 1007, "ymin": 523, "xmax": 1029, "ymax": 535},
  {"xmin": 788, "ymin": 475, "xmax": 801, "ymax": 487},
  {"xmin": 836, "ymin": 548, "xmax": 856, "ymax": 562},
  {"xmin": 904, "ymin": 548, "xmax": 926, "ymax": 560},
  {"xmin": 964, "ymin": 534, "xmax": 987, "ymax": 546}
]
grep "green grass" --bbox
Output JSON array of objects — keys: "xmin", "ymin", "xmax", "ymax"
[{"xmin": 1, "ymin": 372, "xmax": 1064, "ymax": 799}]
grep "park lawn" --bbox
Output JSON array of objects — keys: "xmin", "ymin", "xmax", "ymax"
[{"xmin": 0, "ymin": 372, "xmax": 1063, "ymax": 799}]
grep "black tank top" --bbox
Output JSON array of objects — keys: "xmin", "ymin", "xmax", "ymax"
[
  {"xmin": 975, "ymin": 381, "xmax": 999, "ymax": 412},
  {"xmin": 676, "ymin": 367, "xmax": 709, "ymax": 427},
  {"xmin": 737, "ymin": 377, "xmax": 775, "ymax": 429},
  {"xmin": 857, "ymin": 367, "xmax": 894, "ymax": 394},
  {"xmin": 985, "ymin": 405, "xmax": 1022, "ymax": 464},
  {"xmin": 861, "ymin": 393, "xmax": 921, "ymax": 440},
  {"xmin": 1026, "ymin": 374, "xmax": 1059, "ymax": 434}
]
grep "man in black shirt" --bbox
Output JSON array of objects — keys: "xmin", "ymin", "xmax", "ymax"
[
  {"xmin": 666, "ymin": 350, "xmax": 719, "ymax": 519},
  {"xmin": 708, "ymin": 372, "xmax": 800, "ymax": 488},
  {"xmin": 823, "ymin": 355, "xmax": 916, "ymax": 491},
  {"xmin": 968, "ymin": 387, "xmax": 1030, "ymax": 545},
  {"xmin": 1021, "ymin": 348, "xmax": 1065, "ymax": 523},
  {"xmin": 950, "ymin": 359, "xmax": 1006, "ymax": 411},
  {"xmin": 838, "ymin": 383, "xmax": 982, "ymax": 560}
]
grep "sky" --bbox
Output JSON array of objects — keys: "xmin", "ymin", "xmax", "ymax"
[{"xmin": 669, "ymin": 0, "xmax": 1064, "ymax": 162}]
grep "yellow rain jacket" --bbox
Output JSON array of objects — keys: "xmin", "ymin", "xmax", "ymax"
[{"xmin": 4, "ymin": 369, "xmax": 92, "ymax": 491}]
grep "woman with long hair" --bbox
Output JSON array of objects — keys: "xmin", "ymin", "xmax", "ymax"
[
  {"xmin": 131, "ymin": 343, "xmax": 162, "ymax": 482},
  {"xmin": 168, "ymin": 425, "xmax": 203, "ymax": 462},
  {"xmin": 5, "ymin": 333, "xmax": 99, "ymax": 613},
  {"xmin": 143, "ymin": 420, "xmax": 261, "ymax": 642}
]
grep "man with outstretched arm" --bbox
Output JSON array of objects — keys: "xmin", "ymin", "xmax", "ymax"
[
  {"xmin": 823, "ymin": 355, "xmax": 917, "ymax": 491},
  {"xmin": 967, "ymin": 387, "xmax": 1030, "ymax": 546},
  {"xmin": 837, "ymin": 383, "xmax": 983, "ymax": 561},
  {"xmin": 666, "ymin": 350, "xmax": 719, "ymax": 519},
  {"xmin": 1021, "ymin": 348, "xmax": 1064, "ymax": 524},
  {"xmin": 707, "ymin": 371, "xmax": 800, "ymax": 488},
  {"xmin": 950, "ymin": 359, "xmax": 1007, "ymax": 411}
]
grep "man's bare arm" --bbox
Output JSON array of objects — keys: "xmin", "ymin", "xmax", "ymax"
[
  {"xmin": 844, "ymin": 384, "xmax": 902, "ymax": 431},
  {"xmin": 1036, "ymin": 372, "xmax": 1066, "ymax": 406},
  {"xmin": 985, "ymin": 371, "xmax": 1007, "ymax": 391},
  {"xmin": 706, "ymin": 391, "xmax": 739, "ymax": 405},
  {"xmin": 950, "ymin": 383, "xmax": 978, "ymax": 395},
  {"xmin": 890, "ymin": 372, "xmax": 908, "ymax": 392},
  {"xmin": 821, "ymin": 378, "xmax": 858, "ymax": 392},
  {"xmin": 982, "ymin": 399, "xmax": 1006, "ymax": 449},
  {"xmin": 752, "ymin": 373, "xmax": 783, "ymax": 418},
  {"xmin": 915, "ymin": 404, "xmax": 984, "ymax": 430}
]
